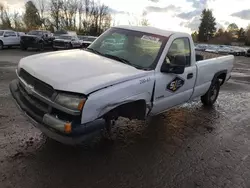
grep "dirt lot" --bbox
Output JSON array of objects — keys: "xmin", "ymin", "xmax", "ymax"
[{"xmin": 1, "ymin": 49, "xmax": 250, "ymax": 188}]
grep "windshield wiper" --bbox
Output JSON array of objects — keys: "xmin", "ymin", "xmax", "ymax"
[
  {"xmin": 103, "ymin": 54, "xmax": 151, "ymax": 70},
  {"xmin": 103, "ymin": 54, "xmax": 130, "ymax": 64},
  {"xmin": 86, "ymin": 48, "xmax": 103, "ymax": 55}
]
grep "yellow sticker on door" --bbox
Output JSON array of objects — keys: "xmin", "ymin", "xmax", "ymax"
[{"xmin": 166, "ymin": 77, "xmax": 185, "ymax": 92}]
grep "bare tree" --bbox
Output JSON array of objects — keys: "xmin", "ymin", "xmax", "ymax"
[
  {"xmin": 13, "ymin": 12, "xmax": 24, "ymax": 30},
  {"xmin": 0, "ymin": 4, "xmax": 12, "ymax": 29},
  {"xmin": 78, "ymin": 0, "xmax": 83, "ymax": 30},
  {"xmin": 50, "ymin": 0, "xmax": 63, "ymax": 30}
]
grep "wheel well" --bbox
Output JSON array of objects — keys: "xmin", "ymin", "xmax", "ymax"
[
  {"xmin": 0, "ymin": 40, "xmax": 3, "ymax": 44},
  {"xmin": 217, "ymin": 73, "xmax": 227, "ymax": 86},
  {"xmin": 103, "ymin": 100, "xmax": 147, "ymax": 121}
]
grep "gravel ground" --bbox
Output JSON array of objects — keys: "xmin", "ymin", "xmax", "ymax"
[{"xmin": 1, "ymin": 49, "xmax": 250, "ymax": 188}]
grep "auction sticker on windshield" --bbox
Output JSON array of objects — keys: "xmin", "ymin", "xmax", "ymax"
[{"xmin": 141, "ymin": 35, "xmax": 160, "ymax": 43}]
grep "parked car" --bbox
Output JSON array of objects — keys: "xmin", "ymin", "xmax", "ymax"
[
  {"xmin": 195, "ymin": 44, "xmax": 207, "ymax": 51},
  {"xmin": 233, "ymin": 47, "xmax": 246, "ymax": 56},
  {"xmin": 78, "ymin": 36, "xmax": 97, "ymax": 48},
  {"xmin": 53, "ymin": 34, "xmax": 82, "ymax": 50},
  {"xmin": 0, "ymin": 30, "xmax": 20, "ymax": 50},
  {"xmin": 10, "ymin": 25, "xmax": 234, "ymax": 145},
  {"xmin": 205, "ymin": 45, "xmax": 219, "ymax": 53},
  {"xmin": 20, "ymin": 30, "xmax": 54, "ymax": 51},
  {"xmin": 53, "ymin": 30, "xmax": 77, "ymax": 39},
  {"xmin": 245, "ymin": 49, "xmax": 250, "ymax": 57},
  {"xmin": 218, "ymin": 47, "xmax": 235, "ymax": 55}
]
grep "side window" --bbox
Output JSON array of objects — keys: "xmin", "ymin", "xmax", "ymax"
[
  {"xmin": 166, "ymin": 38, "xmax": 191, "ymax": 66},
  {"xmin": 6, "ymin": 32, "xmax": 16, "ymax": 37}
]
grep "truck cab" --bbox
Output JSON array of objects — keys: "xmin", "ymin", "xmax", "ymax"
[{"xmin": 0, "ymin": 30, "xmax": 20, "ymax": 50}]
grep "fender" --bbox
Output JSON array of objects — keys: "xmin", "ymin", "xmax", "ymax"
[
  {"xmin": 81, "ymin": 74, "xmax": 155, "ymax": 124},
  {"xmin": 212, "ymin": 70, "xmax": 227, "ymax": 86},
  {"xmin": 97, "ymin": 93, "xmax": 151, "ymax": 119}
]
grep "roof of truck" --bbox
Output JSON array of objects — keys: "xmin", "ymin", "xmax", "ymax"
[{"xmin": 114, "ymin": 25, "xmax": 187, "ymax": 37}]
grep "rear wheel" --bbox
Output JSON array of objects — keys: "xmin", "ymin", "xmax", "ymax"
[
  {"xmin": 201, "ymin": 80, "xmax": 220, "ymax": 106},
  {"xmin": 20, "ymin": 43, "xmax": 27, "ymax": 51},
  {"xmin": 0, "ymin": 41, "xmax": 3, "ymax": 50},
  {"xmin": 37, "ymin": 42, "xmax": 44, "ymax": 51}
]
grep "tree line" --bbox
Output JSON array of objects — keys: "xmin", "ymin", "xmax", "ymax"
[
  {"xmin": 0, "ymin": 0, "xmax": 112, "ymax": 36},
  {"xmin": 192, "ymin": 9, "xmax": 250, "ymax": 46}
]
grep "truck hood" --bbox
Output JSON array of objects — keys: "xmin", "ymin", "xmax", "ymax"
[
  {"xmin": 54, "ymin": 39, "xmax": 71, "ymax": 42},
  {"xmin": 19, "ymin": 50, "xmax": 151, "ymax": 94},
  {"xmin": 21, "ymin": 35, "xmax": 40, "ymax": 39}
]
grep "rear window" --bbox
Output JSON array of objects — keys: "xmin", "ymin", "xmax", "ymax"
[{"xmin": 0, "ymin": 31, "xmax": 3, "ymax": 36}]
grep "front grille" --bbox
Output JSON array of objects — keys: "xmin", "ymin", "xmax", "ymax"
[
  {"xmin": 19, "ymin": 69, "xmax": 54, "ymax": 98},
  {"xmin": 54, "ymin": 41, "xmax": 66, "ymax": 47},
  {"xmin": 21, "ymin": 36, "xmax": 36, "ymax": 43},
  {"xmin": 19, "ymin": 83, "xmax": 49, "ymax": 113}
]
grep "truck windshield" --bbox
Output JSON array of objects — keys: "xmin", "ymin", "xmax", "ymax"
[
  {"xmin": 87, "ymin": 28, "xmax": 168, "ymax": 70},
  {"xmin": 28, "ymin": 31, "xmax": 44, "ymax": 36},
  {"xmin": 0, "ymin": 31, "xmax": 3, "ymax": 36}
]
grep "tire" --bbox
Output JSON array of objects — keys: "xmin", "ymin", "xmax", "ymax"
[
  {"xmin": 37, "ymin": 42, "xmax": 44, "ymax": 51},
  {"xmin": 201, "ymin": 79, "xmax": 220, "ymax": 106},
  {"xmin": 66, "ymin": 43, "xmax": 72, "ymax": 49},
  {"xmin": 20, "ymin": 44, "xmax": 27, "ymax": 51},
  {"xmin": 0, "ymin": 41, "xmax": 3, "ymax": 50}
]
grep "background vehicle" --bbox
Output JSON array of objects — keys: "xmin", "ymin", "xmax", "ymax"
[
  {"xmin": 20, "ymin": 30, "xmax": 54, "ymax": 51},
  {"xmin": 10, "ymin": 26, "xmax": 234, "ymax": 145},
  {"xmin": 78, "ymin": 36, "xmax": 97, "ymax": 48},
  {"xmin": 0, "ymin": 30, "xmax": 20, "ymax": 50},
  {"xmin": 53, "ymin": 34, "xmax": 82, "ymax": 50},
  {"xmin": 205, "ymin": 45, "xmax": 219, "ymax": 53},
  {"xmin": 195, "ymin": 44, "xmax": 207, "ymax": 51},
  {"xmin": 53, "ymin": 30, "xmax": 77, "ymax": 39},
  {"xmin": 245, "ymin": 49, "xmax": 250, "ymax": 57}
]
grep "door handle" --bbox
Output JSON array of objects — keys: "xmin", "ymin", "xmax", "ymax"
[{"xmin": 187, "ymin": 73, "xmax": 193, "ymax": 79}]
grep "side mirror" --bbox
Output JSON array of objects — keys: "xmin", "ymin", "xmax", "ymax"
[{"xmin": 161, "ymin": 55, "xmax": 186, "ymax": 74}]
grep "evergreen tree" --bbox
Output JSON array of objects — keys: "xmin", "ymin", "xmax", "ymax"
[
  {"xmin": 198, "ymin": 9, "xmax": 216, "ymax": 42},
  {"xmin": 23, "ymin": 1, "xmax": 42, "ymax": 30}
]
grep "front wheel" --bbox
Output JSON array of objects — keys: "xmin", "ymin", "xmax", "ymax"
[
  {"xmin": 20, "ymin": 43, "xmax": 27, "ymax": 51},
  {"xmin": 37, "ymin": 42, "xmax": 44, "ymax": 51},
  {"xmin": 0, "ymin": 41, "xmax": 4, "ymax": 50},
  {"xmin": 201, "ymin": 80, "xmax": 220, "ymax": 106}
]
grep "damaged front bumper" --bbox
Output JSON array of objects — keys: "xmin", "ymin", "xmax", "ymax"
[{"xmin": 9, "ymin": 79, "xmax": 105, "ymax": 145}]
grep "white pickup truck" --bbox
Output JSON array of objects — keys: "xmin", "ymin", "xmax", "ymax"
[
  {"xmin": 0, "ymin": 30, "xmax": 20, "ymax": 50},
  {"xmin": 10, "ymin": 26, "xmax": 234, "ymax": 144}
]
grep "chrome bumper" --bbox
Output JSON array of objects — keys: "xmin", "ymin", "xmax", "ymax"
[{"xmin": 9, "ymin": 79, "xmax": 105, "ymax": 145}]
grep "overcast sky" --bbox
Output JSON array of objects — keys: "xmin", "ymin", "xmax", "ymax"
[{"xmin": 1, "ymin": 0, "xmax": 250, "ymax": 33}]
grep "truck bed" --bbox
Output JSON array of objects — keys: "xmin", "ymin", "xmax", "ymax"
[
  {"xmin": 196, "ymin": 51, "xmax": 223, "ymax": 61},
  {"xmin": 191, "ymin": 54, "xmax": 234, "ymax": 100}
]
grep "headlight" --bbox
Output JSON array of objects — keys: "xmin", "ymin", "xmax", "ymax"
[{"xmin": 55, "ymin": 93, "xmax": 86, "ymax": 111}]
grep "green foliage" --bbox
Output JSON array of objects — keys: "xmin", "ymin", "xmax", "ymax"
[
  {"xmin": 198, "ymin": 9, "xmax": 216, "ymax": 42},
  {"xmin": 227, "ymin": 23, "xmax": 238, "ymax": 32}
]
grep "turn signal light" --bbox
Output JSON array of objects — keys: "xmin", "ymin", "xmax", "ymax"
[
  {"xmin": 77, "ymin": 99, "xmax": 86, "ymax": 110},
  {"xmin": 64, "ymin": 123, "xmax": 72, "ymax": 134}
]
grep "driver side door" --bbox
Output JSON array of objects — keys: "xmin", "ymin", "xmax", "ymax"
[{"xmin": 150, "ymin": 37, "xmax": 197, "ymax": 115}]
